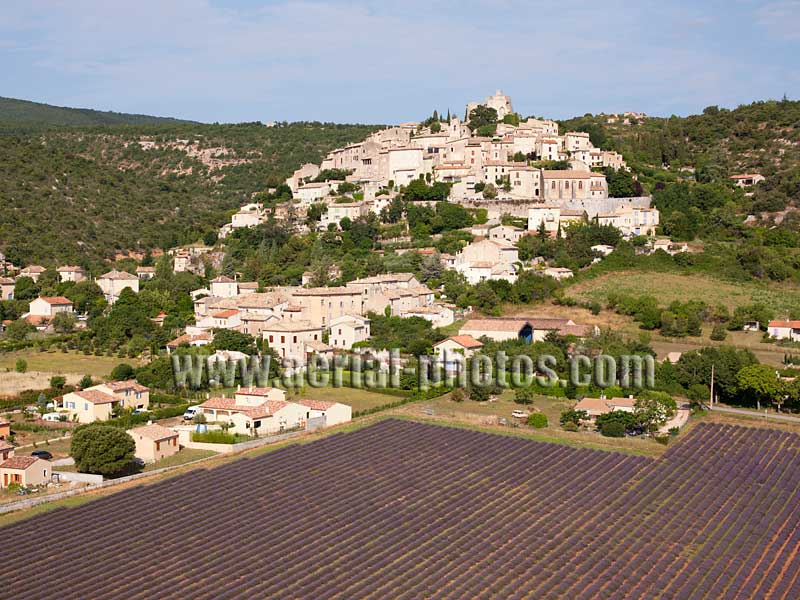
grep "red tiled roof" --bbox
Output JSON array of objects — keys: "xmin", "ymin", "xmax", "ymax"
[
  {"xmin": 436, "ymin": 335, "xmax": 484, "ymax": 349},
  {"xmin": 0, "ymin": 456, "xmax": 40, "ymax": 470},
  {"xmin": 128, "ymin": 424, "xmax": 177, "ymax": 442},
  {"xmin": 103, "ymin": 381, "xmax": 149, "ymax": 393},
  {"xmin": 74, "ymin": 389, "xmax": 117, "ymax": 404},
  {"xmin": 200, "ymin": 397, "xmax": 288, "ymax": 419},
  {"xmin": 298, "ymin": 399, "xmax": 337, "ymax": 411},
  {"xmin": 38, "ymin": 296, "xmax": 73, "ymax": 305},
  {"xmin": 769, "ymin": 320, "xmax": 800, "ymax": 328}
]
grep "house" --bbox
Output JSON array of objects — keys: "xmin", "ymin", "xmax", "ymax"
[
  {"xmin": 19, "ymin": 265, "xmax": 46, "ymax": 282},
  {"xmin": 730, "ymin": 173, "xmax": 765, "ymax": 188},
  {"xmin": 489, "ymin": 225, "xmax": 525, "ymax": 244},
  {"xmin": 433, "ymin": 335, "xmax": 484, "ymax": 372},
  {"xmin": 262, "ymin": 319, "xmax": 324, "ymax": 364},
  {"xmin": 454, "ymin": 239, "xmax": 520, "ymax": 284},
  {"xmin": 768, "ymin": 320, "xmax": 800, "ymax": 342},
  {"xmin": 166, "ymin": 332, "xmax": 212, "ymax": 352},
  {"xmin": 459, "ymin": 317, "xmax": 594, "ymax": 343},
  {"xmin": 399, "ymin": 304, "xmax": 455, "ymax": 328},
  {"xmin": 0, "ymin": 420, "xmax": 9, "ymax": 440},
  {"xmin": 0, "ymin": 440, "xmax": 13, "ymax": 461},
  {"xmin": 28, "ymin": 296, "xmax": 74, "ymax": 318},
  {"xmin": 136, "ymin": 266, "xmax": 156, "ymax": 280},
  {"xmin": 0, "ymin": 277, "xmax": 14, "ymax": 300},
  {"xmin": 207, "ymin": 309, "xmax": 241, "ymax": 330},
  {"xmin": 290, "ymin": 287, "xmax": 364, "ymax": 326},
  {"xmin": 198, "ymin": 394, "xmax": 305, "ymax": 437},
  {"xmin": 128, "ymin": 424, "xmax": 180, "ymax": 463},
  {"xmin": 234, "ymin": 387, "xmax": 287, "ymax": 403},
  {"xmin": 295, "ymin": 182, "xmax": 333, "ymax": 204},
  {"xmin": 320, "ymin": 202, "xmax": 368, "ymax": 230},
  {"xmin": 97, "ymin": 270, "xmax": 139, "ymax": 303},
  {"xmin": 57, "ymin": 266, "xmax": 87, "ymax": 283},
  {"xmin": 209, "ymin": 276, "xmax": 238, "ymax": 298},
  {"xmin": 60, "ymin": 382, "xmax": 150, "ymax": 423},
  {"xmin": 0, "ymin": 456, "xmax": 51, "ymax": 488},
  {"xmin": 573, "ymin": 395, "xmax": 637, "ymax": 420},
  {"xmin": 597, "ymin": 207, "xmax": 659, "ymax": 238},
  {"xmin": 297, "ymin": 399, "xmax": 352, "ymax": 427},
  {"xmin": 328, "ymin": 315, "xmax": 371, "ymax": 350}
]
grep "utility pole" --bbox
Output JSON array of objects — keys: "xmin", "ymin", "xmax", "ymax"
[{"xmin": 709, "ymin": 364, "xmax": 715, "ymax": 409}]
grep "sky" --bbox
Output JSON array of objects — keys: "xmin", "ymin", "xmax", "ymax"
[{"xmin": 2, "ymin": 0, "xmax": 799, "ymax": 124}]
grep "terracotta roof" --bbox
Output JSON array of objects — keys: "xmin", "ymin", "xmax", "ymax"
[
  {"xmin": 0, "ymin": 440, "xmax": 14, "ymax": 452},
  {"xmin": 436, "ymin": 335, "xmax": 484, "ymax": 349},
  {"xmin": 0, "ymin": 456, "xmax": 40, "ymax": 470},
  {"xmin": 99, "ymin": 269, "xmax": 138, "ymax": 281},
  {"xmin": 21, "ymin": 265, "xmax": 46, "ymax": 273},
  {"xmin": 200, "ymin": 397, "xmax": 288, "ymax": 419},
  {"xmin": 212, "ymin": 309, "xmax": 239, "ymax": 319},
  {"xmin": 263, "ymin": 319, "xmax": 319, "ymax": 332},
  {"xmin": 297, "ymin": 399, "xmax": 338, "ymax": 411},
  {"xmin": 769, "ymin": 320, "xmax": 800, "ymax": 328},
  {"xmin": 136, "ymin": 266, "xmax": 156, "ymax": 273},
  {"xmin": 293, "ymin": 286, "xmax": 362, "ymax": 296},
  {"xmin": 74, "ymin": 389, "xmax": 118, "ymax": 404},
  {"xmin": 57, "ymin": 265, "xmax": 85, "ymax": 272},
  {"xmin": 167, "ymin": 332, "xmax": 212, "ymax": 348},
  {"xmin": 236, "ymin": 387, "xmax": 281, "ymax": 397},
  {"xmin": 0, "ymin": 277, "xmax": 14, "ymax": 285},
  {"xmin": 211, "ymin": 276, "xmax": 235, "ymax": 283},
  {"xmin": 460, "ymin": 318, "xmax": 530, "ymax": 332},
  {"xmin": 37, "ymin": 296, "xmax": 73, "ymax": 306},
  {"xmin": 129, "ymin": 424, "xmax": 177, "ymax": 442},
  {"xmin": 103, "ymin": 381, "xmax": 149, "ymax": 393},
  {"xmin": 730, "ymin": 174, "xmax": 762, "ymax": 179}
]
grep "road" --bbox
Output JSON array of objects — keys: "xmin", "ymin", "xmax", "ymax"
[{"xmin": 710, "ymin": 405, "xmax": 800, "ymax": 424}]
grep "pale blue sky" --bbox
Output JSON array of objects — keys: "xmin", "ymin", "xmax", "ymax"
[{"xmin": 2, "ymin": 1, "xmax": 799, "ymax": 124}]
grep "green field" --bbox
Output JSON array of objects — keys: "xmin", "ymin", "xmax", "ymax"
[
  {"xmin": 567, "ymin": 271, "xmax": 800, "ymax": 316},
  {"xmin": 0, "ymin": 350, "xmax": 127, "ymax": 378},
  {"xmin": 286, "ymin": 384, "xmax": 408, "ymax": 413}
]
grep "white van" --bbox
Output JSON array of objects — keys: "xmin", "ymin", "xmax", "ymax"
[
  {"xmin": 183, "ymin": 406, "xmax": 202, "ymax": 421},
  {"xmin": 42, "ymin": 412, "xmax": 63, "ymax": 422}
]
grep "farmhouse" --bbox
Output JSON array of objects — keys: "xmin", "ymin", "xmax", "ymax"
[
  {"xmin": 28, "ymin": 296, "xmax": 74, "ymax": 318},
  {"xmin": 0, "ymin": 456, "xmax": 51, "ymax": 488},
  {"xmin": 768, "ymin": 320, "xmax": 800, "ymax": 342},
  {"xmin": 730, "ymin": 173, "xmax": 765, "ymax": 188},
  {"xmin": 574, "ymin": 395, "xmax": 638, "ymax": 420},
  {"xmin": 128, "ymin": 424, "xmax": 179, "ymax": 463},
  {"xmin": 57, "ymin": 265, "xmax": 87, "ymax": 283},
  {"xmin": 19, "ymin": 265, "xmax": 46, "ymax": 282}
]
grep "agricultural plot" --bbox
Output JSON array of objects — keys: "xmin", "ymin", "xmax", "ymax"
[{"xmin": 0, "ymin": 420, "xmax": 799, "ymax": 598}]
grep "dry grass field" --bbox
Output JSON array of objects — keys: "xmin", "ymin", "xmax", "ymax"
[
  {"xmin": 0, "ymin": 351, "xmax": 123, "ymax": 380},
  {"xmin": 0, "ymin": 371, "xmax": 83, "ymax": 397}
]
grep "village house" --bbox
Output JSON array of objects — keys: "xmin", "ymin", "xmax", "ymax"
[
  {"xmin": 398, "ymin": 304, "xmax": 456, "ymax": 328},
  {"xmin": 433, "ymin": 335, "xmax": 484, "ymax": 372},
  {"xmin": 597, "ymin": 207, "xmax": 659, "ymax": 238},
  {"xmin": 128, "ymin": 424, "xmax": 179, "ymax": 463},
  {"xmin": 136, "ymin": 266, "xmax": 156, "ymax": 280},
  {"xmin": 541, "ymin": 266, "xmax": 574, "ymax": 281},
  {"xmin": 0, "ymin": 456, "xmax": 51, "ymax": 489},
  {"xmin": 198, "ymin": 388, "xmax": 305, "ymax": 436},
  {"xmin": 19, "ymin": 265, "xmax": 46, "ymax": 282},
  {"xmin": 60, "ymin": 382, "xmax": 150, "ymax": 423},
  {"xmin": 262, "ymin": 319, "xmax": 324, "ymax": 364},
  {"xmin": 291, "ymin": 287, "xmax": 364, "ymax": 327},
  {"xmin": 28, "ymin": 296, "xmax": 73, "ymax": 318},
  {"xmin": 0, "ymin": 277, "xmax": 14, "ymax": 300},
  {"xmin": 166, "ymin": 332, "xmax": 213, "ymax": 352},
  {"xmin": 97, "ymin": 270, "xmax": 140, "ymax": 303},
  {"xmin": 459, "ymin": 316, "xmax": 595, "ymax": 343},
  {"xmin": 0, "ymin": 420, "xmax": 10, "ymax": 440},
  {"xmin": 57, "ymin": 265, "xmax": 87, "ymax": 283},
  {"xmin": 287, "ymin": 163, "xmax": 321, "ymax": 193},
  {"xmin": 489, "ymin": 224, "xmax": 525, "ymax": 244},
  {"xmin": 319, "ymin": 202, "xmax": 368, "ymax": 230},
  {"xmin": 295, "ymin": 182, "xmax": 334, "ymax": 204},
  {"xmin": 0, "ymin": 440, "xmax": 13, "ymax": 461},
  {"xmin": 454, "ymin": 239, "xmax": 520, "ymax": 284},
  {"xmin": 298, "ymin": 399, "xmax": 352, "ymax": 427},
  {"xmin": 209, "ymin": 276, "xmax": 239, "ymax": 298},
  {"xmin": 328, "ymin": 315, "xmax": 371, "ymax": 350},
  {"xmin": 527, "ymin": 206, "xmax": 586, "ymax": 236}
]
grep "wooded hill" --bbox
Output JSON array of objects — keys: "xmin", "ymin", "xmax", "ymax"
[
  {"xmin": 0, "ymin": 121, "xmax": 381, "ymax": 266},
  {"xmin": 0, "ymin": 96, "xmax": 197, "ymax": 127}
]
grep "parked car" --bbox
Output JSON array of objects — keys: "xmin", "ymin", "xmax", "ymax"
[
  {"xmin": 31, "ymin": 450, "xmax": 53, "ymax": 460},
  {"xmin": 41, "ymin": 413, "xmax": 63, "ymax": 422},
  {"xmin": 183, "ymin": 406, "xmax": 202, "ymax": 421},
  {"xmin": 511, "ymin": 410, "xmax": 530, "ymax": 419},
  {"xmin": 132, "ymin": 408, "xmax": 149, "ymax": 415}
]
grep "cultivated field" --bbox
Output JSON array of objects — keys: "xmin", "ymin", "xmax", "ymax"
[
  {"xmin": 566, "ymin": 270, "xmax": 800, "ymax": 315},
  {"xmin": 1, "ymin": 419, "xmax": 799, "ymax": 598},
  {"xmin": 0, "ymin": 371, "xmax": 83, "ymax": 397},
  {"xmin": 0, "ymin": 351, "xmax": 125, "ymax": 379}
]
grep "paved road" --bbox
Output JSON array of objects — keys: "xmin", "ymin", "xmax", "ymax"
[{"xmin": 711, "ymin": 405, "xmax": 800, "ymax": 424}]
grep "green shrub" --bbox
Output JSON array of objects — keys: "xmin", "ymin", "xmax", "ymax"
[
  {"xmin": 562, "ymin": 421, "xmax": 578, "ymax": 432},
  {"xmin": 191, "ymin": 430, "xmax": 240, "ymax": 444},
  {"xmin": 15, "ymin": 359, "xmax": 27, "ymax": 373},
  {"xmin": 527, "ymin": 413, "xmax": 548, "ymax": 428},
  {"xmin": 600, "ymin": 421, "xmax": 626, "ymax": 438}
]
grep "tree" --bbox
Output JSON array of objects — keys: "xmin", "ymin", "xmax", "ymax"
[
  {"xmin": 482, "ymin": 183, "xmax": 498, "ymax": 199},
  {"xmin": 634, "ymin": 393, "xmax": 677, "ymax": 433},
  {"xmin": 79, "ymin": 374, "xmax": 93, "ymax": 389},
  {"xmin": 527, "ymin": 413, "xmax": 548, "ymax": 428},
  {"xmin": 50, "ymin": 375, "xmax": 66, "ymax": 389},
  {"xmin": 736, "ymin": 364, "xmax": 782, "ymax": 409},
  {"xmin": 514, "ymin": 387, "xmax": 535, "ymax": 405},
  {"xmin": 212, "ymin": 329, "xmax": 256, "ymax": 354},
  {"xmin": 52, "ymin": 311, "xmax": 77, "ymax": 333},
  {"xmin": 110, "ymin": 363, "xmax": 136, "ymax": 381},
  {"xmin": 15, "ymin": 358, "xmax": 27, "ymax": 373},
  {"xmin": 71, "ymin": 425, "xmax": 135, "ymax": 476},
  {"xmin": 13, "ymin": 276, "xmax": 38, "ymax": 301},
  {"xmin": 5, "ymin": 318, "xmax": 34, "ymax": 341},
  {"xmin": 560, "ymin": 409, "xmax": 588, "ymax": 428}
]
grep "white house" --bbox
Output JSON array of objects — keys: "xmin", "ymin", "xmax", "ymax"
[
  {"xmin": 97, "ymin": 270, "xmax": 139, "ymax": 303},
  {"xmin": 28, "ymin": 296, "xmax": 73, "ymax": 318},
  {"xmin": 433, "ymin": 335, "xmax": 484, "ymax": 372},
  {"xmin": 297, "ymin": 399, "xmax": 352, "ymax": 427},
  {"xmin": 454, "ymin": 239, "xmax": 519, "ymax": 284},
  {"xmin": 328, "ymin": 315, "xmax": 371, "ymax": 350},
  {"xmin": 768, "ymin": 320, "xmax": 800, "ymax": 342},
  {"xmin": 209, "ymin": 276, "xmax": 239, "ymax": 298},
  {"xmin": 0, "ymin": 277, "xmax": 14, "ymax": 301},
  {"xmin": 57, "ymin": 266, "xmax": 87, "ymax": 283}
]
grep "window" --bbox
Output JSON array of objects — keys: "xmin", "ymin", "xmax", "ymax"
[
  {"xmin": 565, "ymin": 181, "xmax": 569, "ymax": 189},
  {"xmin": 281, "ymin": 336, "xmax": 285, "ymax": 343},
  {"xmin": 269, "ymin": 335, "xmax": 274, "ymax": 343},
  {"xmin": 84, "ymin": 403, "xmax": 88, "ymax": 411},
  {"xmin": 551, "ymin": 182, "xmax": 556, "ymax": 189},
  {"xmin": 578, "ymin": 181, "xmax": 583, "ymax": 190},
  {"xmin": 156, "ymin": 441, "xmax": 161, "ymax": 451},
  {"xmin": 293, "ymin": 336, "xmax": 297, "ymax": 343}
]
